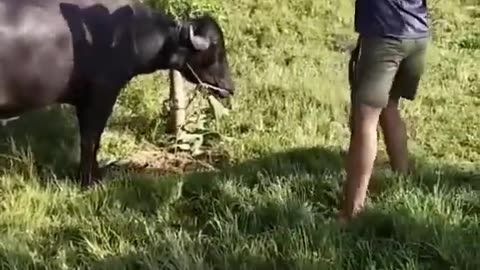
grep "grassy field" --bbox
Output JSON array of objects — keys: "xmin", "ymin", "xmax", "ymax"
[{"xmin": 0, "ymin": 0, "xmax": 479, "ymax": 269}]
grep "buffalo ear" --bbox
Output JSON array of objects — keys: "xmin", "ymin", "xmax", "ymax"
[{"xmin": 189, "ymin": 25, "xmax": 210, "ymax": 50}]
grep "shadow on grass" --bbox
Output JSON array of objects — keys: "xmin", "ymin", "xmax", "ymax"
[
  {"xmin": 411, "ymin": 160, "xmax": 480, "ymax": 191},
  {"xmin": 0, "ymin": 146, "xmax": 478, "ymax": 269},
  {"xmin": 5, "ymin": 203, "xmax": 478, "ymax": 269},
  {"xmin": 0, "ymin": 246, "xmax": 43, "ymax": 269},
  {"xmin": 102, "ymin": 146, "xmax": 347, "ymax": 219},
  {"xmin": 103, "ymin": 145, "xmax": 479, "ymax": 231},
  {"xmin": 103, "ymin": 145, "xmax": 479, "ymax": 223},
  {"xmin": 97, "ymin": 145, "xmax": 479, "ymax": 269},
  {"xmin": 0, "ymin": 105, "xmax": 80, "ymax": 179},
  {"xmin": 337, "ymin": 206, "xmax": 480, "ymax": 269}
]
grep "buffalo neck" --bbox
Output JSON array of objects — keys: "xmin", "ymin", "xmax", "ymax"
[{"xmin": 129, "ymin": 8, "xmax": 187, "ymax": 76}]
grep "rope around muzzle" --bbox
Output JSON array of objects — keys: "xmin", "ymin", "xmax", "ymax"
[
  {"xmin": 185, "ymin": 63, "xmax": 231, "ymax": 95},
  {"xmin": 176, "ymin": 63, "xmax": 230, "ymax": 112}
]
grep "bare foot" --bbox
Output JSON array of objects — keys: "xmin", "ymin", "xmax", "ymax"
[{"xmin": 336, "ymin": 211, "xmax": 351, "ymax": 227}]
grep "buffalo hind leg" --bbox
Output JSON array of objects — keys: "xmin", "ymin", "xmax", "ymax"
[{"xmin": 75, "ymin": 92, "xmax": 117, "ymax": 186}]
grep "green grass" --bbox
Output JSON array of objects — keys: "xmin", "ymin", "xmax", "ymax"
[{"xmin": 0, "ymin": 0, "xmax": 479, "ymax": 269}]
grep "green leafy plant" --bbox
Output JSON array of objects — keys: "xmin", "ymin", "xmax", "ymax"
[{"xmin": 144, "ymin": 0, "xmax": 225, "ymax": 20}]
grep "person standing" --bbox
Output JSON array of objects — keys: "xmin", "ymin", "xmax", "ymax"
[{"xmin": 339, "ymin": 0, "xmax": 430, "ymax": 221}]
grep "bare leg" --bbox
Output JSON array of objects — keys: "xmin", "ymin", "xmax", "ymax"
[
  {"xmin": 379, "ymin": 99, "xmax": 409, "ymax": 174},
  {"xmin": 340, "ymin": 102, "xmax": 382, "ymax": 221}
]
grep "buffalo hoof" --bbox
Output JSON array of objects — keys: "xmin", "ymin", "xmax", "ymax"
[{"xmin": 77, "ymin": 167, "xmax": 103, "ymax": 187}]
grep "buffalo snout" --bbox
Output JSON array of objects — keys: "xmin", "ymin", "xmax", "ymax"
[{"xmin": 215, "ymin": 74, "xmax": 235, "ymax": 98}]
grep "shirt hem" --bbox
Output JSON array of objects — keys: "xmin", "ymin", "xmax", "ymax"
[{"xmin": 355, "ymin": 31, "xmax": 430, "ymax": 39}]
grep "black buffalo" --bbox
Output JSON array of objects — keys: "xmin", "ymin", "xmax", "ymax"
[{"xmin": 0, "ymin": 0, "xmax": 235, "ymax": 186}]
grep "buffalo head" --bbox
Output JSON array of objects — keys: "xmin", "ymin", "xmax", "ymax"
[{"xmin": 169, "ymin": 14, "xmax": 235, "ymax": 98}]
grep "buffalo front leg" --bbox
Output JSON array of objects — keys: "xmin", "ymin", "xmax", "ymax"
[{"xmin": 75, "ymin": 94, "xmax": 117, "ymax": 186}]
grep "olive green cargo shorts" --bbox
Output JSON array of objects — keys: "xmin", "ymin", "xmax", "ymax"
[{"xmin": 348, "ymin": 35, "xmax": 429, "ymax": 108}]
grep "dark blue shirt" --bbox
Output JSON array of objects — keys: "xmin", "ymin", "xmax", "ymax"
[{"xmin": 355, "ymin": 0, "xmax": 429, "ymax": 38}]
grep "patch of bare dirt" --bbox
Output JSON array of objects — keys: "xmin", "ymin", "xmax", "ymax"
[{"xmin": 106, "ymin": 148, "xmax": 230, "ymax": 176}]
